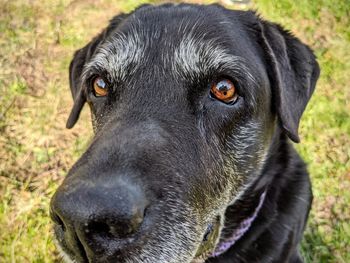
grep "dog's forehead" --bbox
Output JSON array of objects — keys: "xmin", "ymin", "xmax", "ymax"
[{"xmin": 84, "ymin": 5, "xmax": 259, "ymax": 86}]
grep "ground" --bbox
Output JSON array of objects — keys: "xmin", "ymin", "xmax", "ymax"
[{"xmin": 0, "ymin": 0, "xmax": 349, "ymax": 262}]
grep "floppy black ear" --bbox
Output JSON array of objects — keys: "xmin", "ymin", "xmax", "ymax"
[
  {"xmin": 66, "ymin": 14, "xmax": 128, "ymax": 129},
  {"xmin": 66, "ymin": 41, "xmax": 96, "ymax": 128},
  {"xmin": 258, "ymin": 20, "xmax": 320, "ymax": 142}
]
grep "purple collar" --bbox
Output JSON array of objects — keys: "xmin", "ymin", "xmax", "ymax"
[{"xmin": 210, "ymin": 191, "xmax": 267, "ymax": 258}]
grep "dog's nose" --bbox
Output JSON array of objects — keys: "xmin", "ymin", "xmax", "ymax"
[{"xmin": 50, "ymin": 178, "xmax": 148, "ymax": 245}]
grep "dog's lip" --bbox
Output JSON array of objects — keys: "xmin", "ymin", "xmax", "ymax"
[
  {"xmin": 55, "ymin": 234, "xmax": 213, "ymax": 263},
  {"xmin": 74, "ymin": 234, "xmax": 89, "ymax": 262},
  {"xmin": 53, "ymin": 224, "xmax": 89, "ymax": 263},
  {"xmin": 53, "ymin": 211, "xmax": 220, "ymax": 263},
  {"xmin": 55, "ymin": 233, "xmax": 215, "ymax": 263}
]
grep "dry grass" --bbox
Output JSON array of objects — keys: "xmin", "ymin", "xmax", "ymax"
[{"xmin": 0, "ymin": 0, "xmax": 349, "ymax": 262}]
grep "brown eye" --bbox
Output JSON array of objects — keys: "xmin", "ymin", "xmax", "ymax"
[
  {"xmin": 210, "ymin": 79, "xmax": 238, "ymax": 104},
  {"xmin": 93, "ymin": 77, "xmax": 108, "ymax": 97}
]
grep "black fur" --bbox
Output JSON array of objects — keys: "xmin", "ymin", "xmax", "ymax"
[{"xmin": 51, "ymin": 4, "xmax": 319, "ymax": 263}]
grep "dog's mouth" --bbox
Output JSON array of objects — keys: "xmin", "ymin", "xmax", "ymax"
[
  {"xmin": 53, "ymin": 223, "xmax": 88, "ymax": 263},
  {"xmin": 54, "ymin": 216, "xmax": 222, "ymax": 263}
]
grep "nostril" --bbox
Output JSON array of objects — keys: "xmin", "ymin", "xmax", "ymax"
[
  {"xmin": 83, "ymin": 201, "xmax": 147, "ymax": 239},
  {"xmin": 87, "ymin": 219, "xmax": 139, "ymax": 239},
  {"xmin": 86, "ymin": 221, "xmax": 111, "ymax": 237},
  {"xmin": 50, "ymin": 208, "xmax": 66, "ymax": 232}
]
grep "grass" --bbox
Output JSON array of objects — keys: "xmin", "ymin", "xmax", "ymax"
[{"xmin": 0, "ymin": 0, "xmax": 349, "ymax": 262}]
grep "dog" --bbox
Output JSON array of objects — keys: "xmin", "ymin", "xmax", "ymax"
[{"xmin": 50, "ymin": 3, "xmax": 320, "ymax": 263}]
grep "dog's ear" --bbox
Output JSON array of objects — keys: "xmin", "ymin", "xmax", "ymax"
[
  {"xmin": 66, "ymin": 34, "xmax": 103, "ymax": 129},
  {"xmin": 66, "ymin": 14, "xmax": 128, "ymax": 129},
  {"xmin": 258, "ymin": 20, "xmax": 320, "ymax": 142}
]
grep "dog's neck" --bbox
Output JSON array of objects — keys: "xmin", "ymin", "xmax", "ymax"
[
  {"xmin": 210, "ymin": 190, "xmax": 267, "ymax": 258},
  {"xmin": 209, "ymin": 134, "xmax": 290, "ymax": 259}
]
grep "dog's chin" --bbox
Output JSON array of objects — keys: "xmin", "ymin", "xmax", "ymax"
[
  {"xmin": 53, "ymin": 215, "xmax": 221, "ymax": 263},
  {"xmin": 190, "ymin": 251, "xmax": 213, "ymax": 263},
  {"xmin": 58, "ymin": 255, "xmax": 206, "ymax": 263},
  {"xmin": 55, "ymin": 239, "xmax": 213, "ymax": 263},
  {"xmin": 54, "ymin": 239, "xmax": 76, "ymax": 263},
  {"xmin": 56, "ymin": 248, "xmax": 207, "ymax": 263},
  {"xmin": 190, "ymin": 259, "xmax": 207, "ymax": 263}
]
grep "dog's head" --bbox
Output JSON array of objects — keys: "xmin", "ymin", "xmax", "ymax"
[{"xmin": 50, "ymin": 4, "xmax": 319, "ymax": 263}]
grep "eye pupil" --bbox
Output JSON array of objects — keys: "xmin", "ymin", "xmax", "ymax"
[
  {"xmin": 210, "ymin": 78, "xmax": 237, "ymax": 104},
  {"xmin": 93, "ymin": 77, "xmax": 108, "ymax": 97}
]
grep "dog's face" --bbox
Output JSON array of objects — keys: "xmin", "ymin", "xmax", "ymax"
[{"xmin": 50, "ymin": 4, "xmax": 319, "ymax": 263}]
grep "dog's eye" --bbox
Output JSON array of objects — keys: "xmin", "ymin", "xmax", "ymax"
[
  {"xmin": 93, "ymin": 77, "xmax": 108, "ymax": 97},
  {"xmin": 210, "ymin": 79, "xmax": 237, "ymax": 104}
]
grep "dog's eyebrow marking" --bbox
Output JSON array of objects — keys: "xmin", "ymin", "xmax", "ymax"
[
  {"xmin": 173, "ymin": 33, "xmax": 256, "ymax": 84},
  {"xmin": 83, "ymin": 26, "xmax": 146, "ymax": 83}
]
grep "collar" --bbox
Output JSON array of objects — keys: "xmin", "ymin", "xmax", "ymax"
[{"xmin": 210, "ymin": 190, "xmax": 267, "ymax": 258}]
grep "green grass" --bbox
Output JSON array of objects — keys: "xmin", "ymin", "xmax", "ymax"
[{"xmin": 0, "ymin": 0, "xmax": 349, "ymax": 262}]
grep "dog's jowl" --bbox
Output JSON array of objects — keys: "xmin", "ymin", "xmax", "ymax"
[{"xmin": 50, "ymin": 3, "xmax": 319, "ymax": 263}]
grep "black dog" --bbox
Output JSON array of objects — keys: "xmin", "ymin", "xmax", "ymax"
[{"xmin": 50, "ymin": 3, "xmax": 319, "ymax": 263}]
